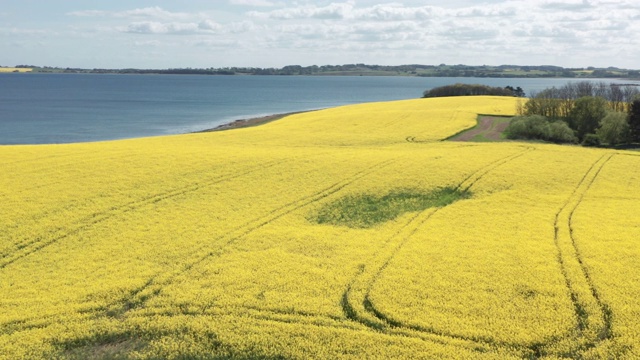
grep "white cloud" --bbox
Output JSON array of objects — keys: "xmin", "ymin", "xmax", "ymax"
[
  {"xmin": 126, "ymin": 21, "xmax": 199, "ymax": 35},
  {"xmin": 134, "ymin": 40, "xmax": 162, "ymax": 47},
  {"xmin": 118, "ymin": 7, "xmax": 191, "ymax": 20},
  {"xmin": 124, "ymin": 19, "xmax": 248, "ymax": 35},
  {"xmin": 352, "ymin": 4, "xmax": 436, "ymax": 21},
  {"xmin": 58, "ymin": 1, "xmax": 640, "ymax": 52},
  {"xmin": 440, "ymin": 26, "xmax": 500, "ymax": 41},
  {"xmin": 67, "ymin": 10, "xmax": 108, "ymax": 17},
  {"xmin": 191, "ymin": 39, "xmax": 239, "ymax": 48},
  {"xmin": 230, "ymin": 0, "xmax": 276, "ymax": 6},
  {"xmin": 198, "ymin": 20, "xmax": 223, "ymax": 31},
  {"xmin": 68, "ymin": 7, "xmax": 192, "ymax": 20},
  {"xmin": 454, "ymin": 5, "xmax": 517, "ymax": 18},
  {"xmin": 227, "ymin": 21, "xmax": 257, "ymax": 33},
  {"xmin": 539, "ymin": 0, "xmax": 594, "ymax": 11},
  {"xmin": 246, "ymin": 1, "xmax": 640, "ymax": 64},
  {"xmin": 21, "ymin": 1, "xmax": 640, "ymax": 68},
  {"xmin": 3, "ymin": 27, "xmax": 50, "ymax": 36},
  {"xmin": 257, "ymin": 2, "xmax": 355, "ymax": 20}
]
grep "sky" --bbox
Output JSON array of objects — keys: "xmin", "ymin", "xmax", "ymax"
[{"xmin": 2, "ymin": 0, "xmax": 640, "ymax": 69}]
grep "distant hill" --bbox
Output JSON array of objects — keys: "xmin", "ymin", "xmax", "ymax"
[{"xmin": 12, "ymin": 63, "xmax": 640, "ymax": 78}]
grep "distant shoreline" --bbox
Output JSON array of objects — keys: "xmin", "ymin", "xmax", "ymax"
[{"xmin": 8, "ymin": 63, "xmax": 640, "ymax": 79}]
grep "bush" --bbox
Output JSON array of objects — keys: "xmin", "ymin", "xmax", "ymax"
[
  {"xmin": 548, "ymin": 121, "xmax": 578, "ymax": 143},
  {"xmin": 596, "ymin": 111, "xmax": 629, "ymax": 145},
  {"xmin": 505, "ymin": 115, "xmax": 551, "ymax": 140},
  {"xmin": 505, "ymin": 116, "xmax": 577, "ymax": 144},
  {"xmin": 582, "ymin": 133, "xmax": 601, "ymax": 147}
]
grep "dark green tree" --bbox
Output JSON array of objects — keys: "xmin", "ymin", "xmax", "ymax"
[
  {"xmin": 505, "ymin": 86, "xmax": 525, "ymax": 97},
  {"xmin": 629, "ymin": 99, "xmax": 640, "ymax": 143},
  {"xmin": 423, "ymin": 83, "xmax": 514, "ymax": 98},
  {"xmin": 568, "ymin": 96, "xmax": 608, "ymax": 141},
  {"xmin": 596, "ymin": 111, "xmax": 629, "ymax": 145}
]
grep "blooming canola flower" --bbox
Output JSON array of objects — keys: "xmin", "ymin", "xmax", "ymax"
[{"xmin": 0, "ymin": 96, "xmax": 637, "ymax": 359}]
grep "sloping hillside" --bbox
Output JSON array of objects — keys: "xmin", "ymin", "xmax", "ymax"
[{"xmin": 1, "ymin": 96, "xmax": 638, "ymax": 359}]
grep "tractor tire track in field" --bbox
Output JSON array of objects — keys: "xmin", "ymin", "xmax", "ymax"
[
  {"xmin": 0, "ymin": 159, "xmax": 289, "ymax": 269},
  {"xmin": 100, "ymin": 159, "xmax": 396, "ymax": 318},
  {"xmin": 130, "ymin": 147, "xmax": 535, "ymax": 356},
  {"xmin": 457, "ymin": 146, "xmax": 534, "ymax": 192},
  {"xmin": 1, "ymin": 157, "xmax": 392, "ymax": 334},
  {"xmin": 340, "ymin": 146, "xmax": 537, "ymax": 355},
  {"xmin": 0, "ymin": 154, "xmax": 258, "ymax": 246},
  {"xmin": 1, "ymin": 149, "xmax": 545, "ymax": 358},
  {"xmin": 114, "ymin": 300, "xmax": 498, "ymax": 355},
  {"xmin": 0, "ymin": 156, "xmax": 250, "ymax": 240},
  {"xmin": 18, "ymin": 150, "xmax": 624, "ymax": 358},
  {"xmin": 5, "ymin": 150, "xmax": 622, "ymax": 357},
  {"xmin": 560, "ymin": 153, "xmax": 616, "ymax": 351},
  {"xmin": 406, "ymin": 108, "xmax": 464, "ymax": 143},
  {"xmin": 550, "ymin": 153, "xmax": 614, "ymax": 355},
  {"xmin": 349, "ymin": 151, "xmax": 617, "ymax": 358},
  {"xmin": 123, "ymin": 308, "xmax": 501, "ymax": 356}
]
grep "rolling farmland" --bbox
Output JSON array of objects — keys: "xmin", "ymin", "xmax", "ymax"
[
  {"xmin": 1, "ymin": 96, "xmax": 639, "ymax": 359},
  {"xmin": 0, "ymin": 68, "xmax": 32, "ymax": 73}
]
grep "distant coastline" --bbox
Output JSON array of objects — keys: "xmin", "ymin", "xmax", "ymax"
[
  {"xmin": 4, "ymin": 74, "xmax": 640, "ymax": 145},
  {"xmin": 5, "ymin": 63, "xmax": 640, "ymax": 79}
]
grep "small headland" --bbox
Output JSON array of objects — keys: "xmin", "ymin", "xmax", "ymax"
[{"xmin": 197, "ymin": 110, "xmax": 314, "ymax": 133}]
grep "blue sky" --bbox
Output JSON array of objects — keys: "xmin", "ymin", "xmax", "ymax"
[{"xmin": 2, "ymin": 1, "xmax": 639, "ymax": 69}]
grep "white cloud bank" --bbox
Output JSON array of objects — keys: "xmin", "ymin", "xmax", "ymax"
[
  {"xmin": 230, "ymin": 0, "xmax": 277, "ymax": 7},
  {"xmin": 68, "ymin": 7, "xmax": 194, "ymax": 20},
  {"xmin": 7, "ymin": 1, "xmax": 640, "ymax": 68}
]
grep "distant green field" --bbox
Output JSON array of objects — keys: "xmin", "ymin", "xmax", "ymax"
[{"xmin": 0, "ymin": 67, "xmax": 31, "ymax": 73}]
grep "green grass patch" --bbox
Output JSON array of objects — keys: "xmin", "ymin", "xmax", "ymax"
[
  {"xmin": 471, "ymin": 134, "xmax": 491, "ymax": 142},
  {"xmin": 312, "ymin": 187, "xmax": 470, "ymax": 228}
]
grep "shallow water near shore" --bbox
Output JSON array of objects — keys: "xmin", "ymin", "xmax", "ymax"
[{"xmin": 2, "ymin": 73, "xmax": 639, "ymax": 145}]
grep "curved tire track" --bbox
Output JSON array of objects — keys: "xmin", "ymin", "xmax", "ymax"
[
  {"xmin": 99, "ymin": 159, "xmax": 397, "ymax": 317},
  {"xmin": 341, "ymin": 146, "xmax": 537, "ymax": 354},
  {"xmin": 350, "ymin": 151, "xmax": 617, "ymax": 358},
  {"xmin": 558, "ymin": 153, "xmax": 615, "ymax": 350},
  {"xmin": 0, "ymin": 159, "xmax": 288, "ymax": 269}
]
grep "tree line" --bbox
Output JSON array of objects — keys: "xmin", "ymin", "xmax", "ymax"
[
  {"xmin": 423, "ymin": 83, "xmax": 525, "ymax": 98},
  {"xmin": 19, "ymin": 64, "xmax": 640, "ymax": 78},
  {"xmin": 506, "ymin": 81, "xmax": 640, "ymax": 146}
]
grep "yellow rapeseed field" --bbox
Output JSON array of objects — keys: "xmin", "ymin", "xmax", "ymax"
[
  {"xmin": 0, "ymin": 67, "xmax": 32, "ymax": 73},
  {"xmin": 1, "ymin": 96, "xmax": 638, "ymax": 359}
]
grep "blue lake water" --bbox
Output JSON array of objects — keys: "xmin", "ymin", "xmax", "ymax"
[{"xmin": 1, "ymin": 73, "xmax": 639, "ymax": 145}]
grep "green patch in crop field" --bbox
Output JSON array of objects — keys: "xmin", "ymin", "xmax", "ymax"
[
  {"xmin": 471, "ymin": 134, "xmax": 492, "ymax": 142},
  {"xmin": 313, "ymin": 187, "xmax": 470, "ymax": 228},
  {"xmin": 59, "ymin": 333, "xmax": 149, "ymax": 360}
]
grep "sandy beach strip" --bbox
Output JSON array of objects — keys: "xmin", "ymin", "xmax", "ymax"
[{"xmin": 196, "ymin": 110, "xmax": 316, "ymax": 133}]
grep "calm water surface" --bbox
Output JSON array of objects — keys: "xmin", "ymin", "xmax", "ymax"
[{"xmin": 1, "ymin": 74, "xmax": 639, "ymax": 145}]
